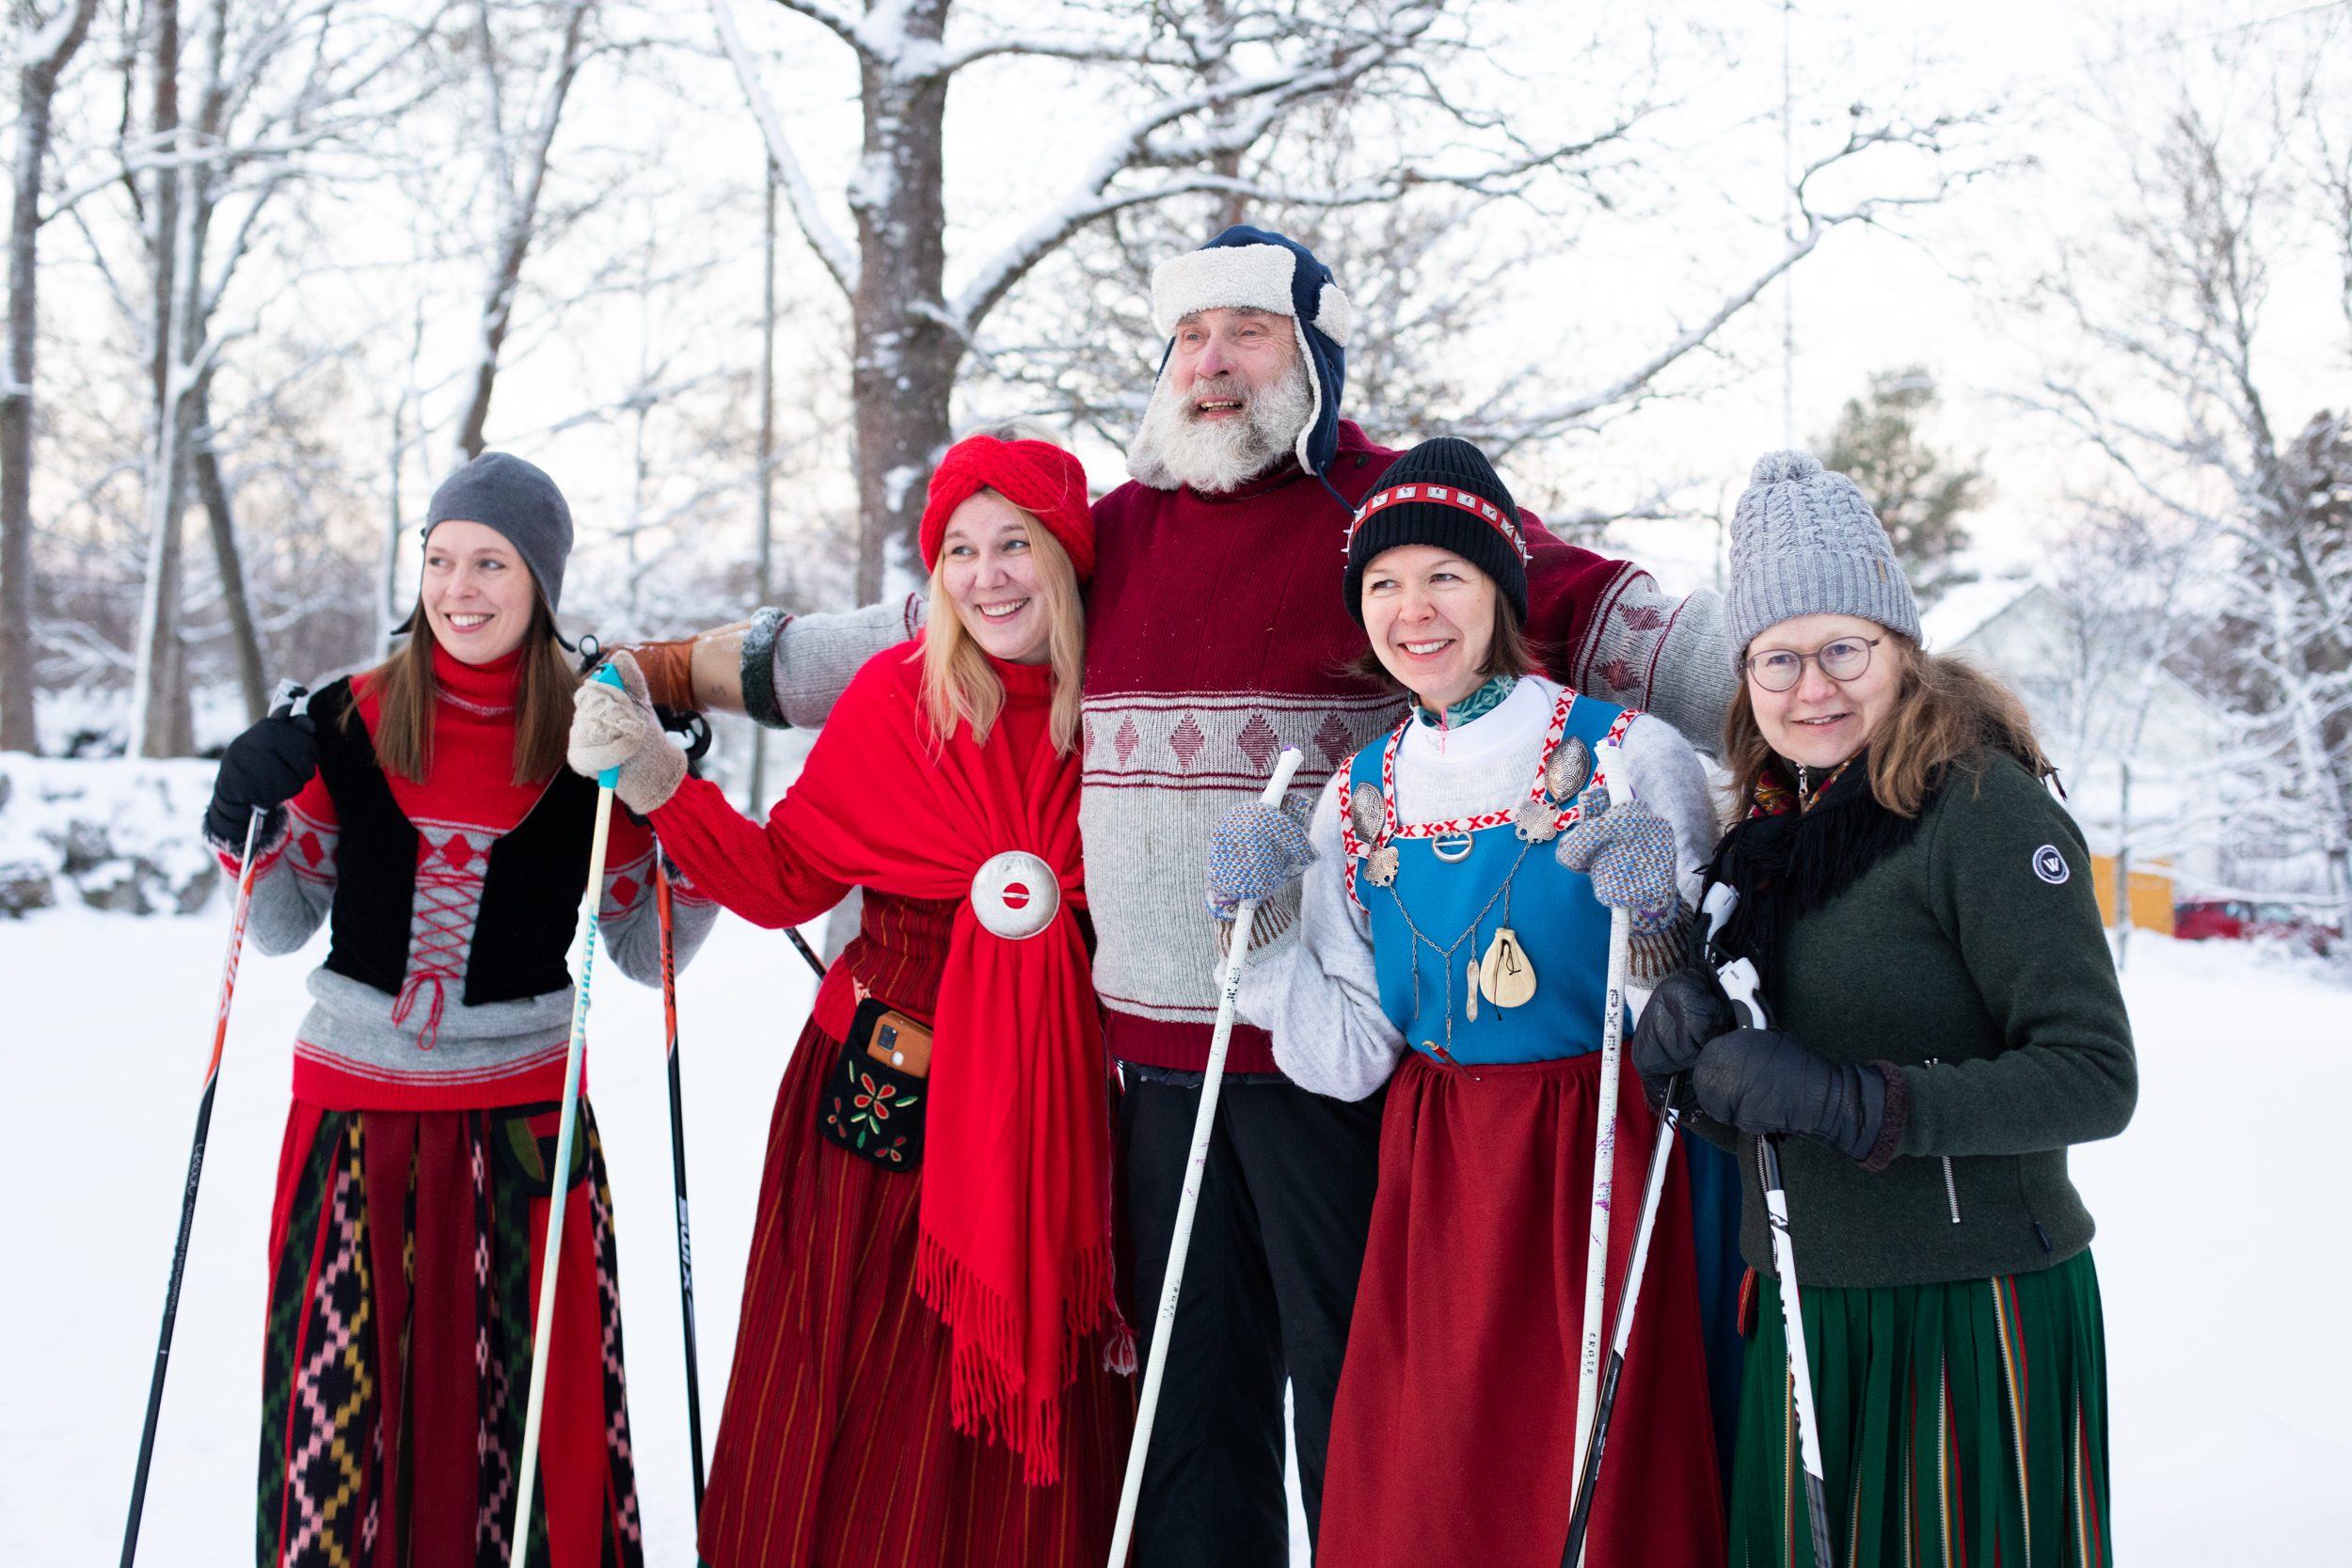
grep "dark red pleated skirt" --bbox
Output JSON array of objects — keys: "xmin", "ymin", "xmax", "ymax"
[
  {"xmin": 1320, "ymin": 1050, "xmax": 1725, "ymax": 1568},
  {"xmin": 695, "ymin": 1017, "xmax": 1134, "ymax": 1568}
]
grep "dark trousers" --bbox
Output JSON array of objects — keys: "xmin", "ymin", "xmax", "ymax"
[{"xmin": 1118, "ymin": 1073, "xmax": 1386, "ymax": 1568}]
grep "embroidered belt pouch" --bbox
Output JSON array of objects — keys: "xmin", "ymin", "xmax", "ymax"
[{"xmin": 819, "ymin": 996, "xmax": 931, "ymax": 1170}]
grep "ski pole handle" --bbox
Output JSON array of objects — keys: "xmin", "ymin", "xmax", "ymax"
[{"xmin": 589, "ymin": 660, "xmax": 625, "ymax": 787}]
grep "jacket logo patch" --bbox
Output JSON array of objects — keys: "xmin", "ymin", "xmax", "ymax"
[{"xmin": 2032, "ymin": 845, "xmax": 2070, "ymax": 884}]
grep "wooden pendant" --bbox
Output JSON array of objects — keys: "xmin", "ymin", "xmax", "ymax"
[{"xmin": 1478, "ymin": 926, "xmax": 1538, "ymax": 1008}]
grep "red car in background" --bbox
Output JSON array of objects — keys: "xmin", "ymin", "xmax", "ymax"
[{"xmin": 2174, "ymin": 898, "xmax": 2342, "ymax": 956}]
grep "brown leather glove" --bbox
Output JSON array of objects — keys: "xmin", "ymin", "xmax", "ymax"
[{"xmin": 610, "ymin": 638, "xmax": 696, "ymax": 710}]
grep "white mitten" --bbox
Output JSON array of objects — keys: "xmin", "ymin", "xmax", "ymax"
[{"xmin": 568, "ymin": 651, "xmax": 688, "ymax": 813}]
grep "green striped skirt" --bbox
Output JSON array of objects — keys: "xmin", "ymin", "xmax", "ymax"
[{"xmin": 1730, "ymin": 1249, "xmax": 2111, "ymax": 1568}]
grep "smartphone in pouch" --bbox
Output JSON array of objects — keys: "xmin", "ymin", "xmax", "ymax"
[{"xmin": 821, "ymin": 997, "xmax": 933, "ymax": 1169}]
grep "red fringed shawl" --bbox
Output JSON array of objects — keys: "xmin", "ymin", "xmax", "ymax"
[{"xmin": 771, "ymin": 637, "xmax": 1123, "ymax": 1483}]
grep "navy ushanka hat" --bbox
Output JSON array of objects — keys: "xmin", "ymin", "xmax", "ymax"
[
  {"xmin": 1342, "ymin": 437, "xmax": 1531, "ymax": 627},
  {"xmin": 1150, "ymin": 224, "xmax": 1354, "ymax": 489}
]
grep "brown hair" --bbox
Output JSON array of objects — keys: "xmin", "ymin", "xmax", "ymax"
[
  {"xmin": 1344, "ymin": 591, "xmax": 1542, "ymax": 694},
  {"xmin": 919, "ymin": 499, "xmax": 1086, "ymax": 753},
  {"xmin": 349, "ymin": 593, "xmax": 580, "ymax": 785},
  {"xmin": 1723, "ymin": 633, "xmax": 2055, "ymax": 817}
]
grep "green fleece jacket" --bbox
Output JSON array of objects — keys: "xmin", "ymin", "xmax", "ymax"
[{"xmin": 1692, "ymin": 751, "xmax": 2137, "ymax": 1288}]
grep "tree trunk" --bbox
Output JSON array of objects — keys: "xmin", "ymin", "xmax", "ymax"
[
  {"xmin": 2112, "ymin": 756, "xmax": 2132, "ymax": 972},
  {"xmin": 126, "ymin": 0, "xmax": 190, "ymax": 757},
  {"xmin": 0, "ymin": 70, "xmax": 49, "ymax": 752},
  {"xmin": 194, "ymin": 385, "xmax": 265, "ymax": 721},
  {"xmin": 849, "ymin": 0, "xmax": 956, "ymax": 605},
  {"xmin": 0, "ymin": 5, "xmax": 94, "ymax": 752},
  {"xmin": 747, "ymin": 157, "xmax": 779, "ymax": 811}
]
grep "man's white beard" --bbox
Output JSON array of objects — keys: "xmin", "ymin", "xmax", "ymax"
[{"xmin": 1126, "ymin": 355, "xmax": 1315, "ymax": 494}]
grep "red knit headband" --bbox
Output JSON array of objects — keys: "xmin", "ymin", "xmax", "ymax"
[{"xmin": 919, "ymin": 436, "xmax": 1096, "ymax": 583}]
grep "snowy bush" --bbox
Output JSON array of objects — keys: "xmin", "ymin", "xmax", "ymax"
[{"xmin": 0, "ymin": 755, "xmax": 222, "ymax": 917}]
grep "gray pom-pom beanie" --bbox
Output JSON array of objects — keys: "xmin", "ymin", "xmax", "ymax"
[{"xmin": 1724, "ymin": 449, "xmax": 1919, "ymax": 669}]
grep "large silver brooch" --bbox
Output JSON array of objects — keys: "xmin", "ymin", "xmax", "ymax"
[{"xmin": 970, "ymin": 850, "xmax": 1059, "ymax": 939}]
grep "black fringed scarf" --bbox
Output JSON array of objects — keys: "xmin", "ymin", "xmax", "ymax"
[{"xmin": 1707, "ymin": 750, "xmax": 1924, "ymax": 983}]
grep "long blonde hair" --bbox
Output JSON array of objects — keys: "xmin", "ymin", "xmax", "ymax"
[
  {"xmin": 919, "ymin": 499, "xmax": 1086, "ymax": 753},
  {"xmin": 1723, "ymin": 632, "xmax": 2054, "ymax": 817}
]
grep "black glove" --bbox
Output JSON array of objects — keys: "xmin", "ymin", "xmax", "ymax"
[
  {"xmin": 205, "ymin": 691, "xmax": 316, "ymax": 847},
  {"xmin": 1631, "ymin": 966, "xmax": 1736, "ymax": 1083},
  {"xmin": 1690, "ymin": 1027, "xmax": 1903, "ymax": 1167}
]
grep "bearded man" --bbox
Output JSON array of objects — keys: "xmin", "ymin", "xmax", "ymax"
[{"xmin": 624, "ymin": 226, "xmax": 1735, "ymax": 1565}]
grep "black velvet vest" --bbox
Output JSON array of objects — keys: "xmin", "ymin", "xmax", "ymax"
[{"xmin": 311, "ymin": 676, "xmax": 599, "ymax": 1004}]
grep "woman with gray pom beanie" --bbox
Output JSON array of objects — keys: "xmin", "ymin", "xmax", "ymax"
[{"xmin": 1630, "ymin": 450, "xmax": 2137, "ymax": 1565}]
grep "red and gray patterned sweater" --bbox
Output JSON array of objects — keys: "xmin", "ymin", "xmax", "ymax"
[{"xmin": 219, "ymin": 643, "xmax": 714, "ymax": 1110}]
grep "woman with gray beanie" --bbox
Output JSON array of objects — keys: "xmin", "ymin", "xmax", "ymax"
[
  {"xmin": 1630, "ymin": 450, "xmax": 2136, "ymax": 1565},
  {"xmin": 199, "ymin": 451, "xmax": 713, "ymax": 1566}
]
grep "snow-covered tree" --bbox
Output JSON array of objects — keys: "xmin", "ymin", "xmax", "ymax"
[
  {"xmin": 2029, "ymin": 17, "xmax": 2352, "ymax": 935},
  {"xmin": 0, "ymin": 0, "xmax": 99, "ymax": 753},
  {"xmin": 1816, "ymin": 367, "xmax": 1985, "ymax": 609}
]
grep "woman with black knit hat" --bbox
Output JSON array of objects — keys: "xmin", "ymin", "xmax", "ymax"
[
  {"xmin": 1205, "ymin": 436, "xmax": 1729, "ymax": 1567},
  {"xmin": 569, "ymin": 428, "xmax": 1134, "ymax": 1568},
  {"xmin": 200, "ymin": 451, "xmax": 715, "ymax": 1567},
  {"xmin": 1630, "ymin": 451, "xmax": 2136, "ymax": 1566}
]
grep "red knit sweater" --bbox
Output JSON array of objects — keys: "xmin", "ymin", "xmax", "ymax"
[{"xmin": 230, "ymin": 644, "xmax": 683, "ymax": 1110}]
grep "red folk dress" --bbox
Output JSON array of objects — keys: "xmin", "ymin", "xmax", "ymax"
[
  {"xmin": 236, "ymin": 644, "xmax": 702, "ymax": 1568},
  {"xmin": 651, "ymin": 652, "xmax": 1133, "ymax": 1568}
]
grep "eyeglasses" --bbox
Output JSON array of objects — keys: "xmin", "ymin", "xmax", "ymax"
[{"xmin": 1743, "ymin": 636, "xmax": 1882, "ymax": 692}]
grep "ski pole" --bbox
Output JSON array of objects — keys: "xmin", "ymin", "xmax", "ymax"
[
  {"xmin": 1559, "ymin": 881, "xmax": 1747, "ymax": 1564},
  {"xmin": 654, "ymin": 861, "xmax": 708, "ymax": 1511},
  {"xmin": 1106, "ymin": 746, "xmax": 1303, "ymax": 1568},
  {"xmin": 1760, "ymin": 1133, "xmax": 1836, "ymax": 1568},
  {"xmin": 1559, "ymin": 1085, "xmax": 1678, "ymax": 1567},
  {"xmin": 512, "ymin": 663, "xmax": 627, "ymax": 1559},
  {"xmin": 120, "ymin": 677, "xmax": 300, "ymax": 1568},
  {"xmin": 650, "ymin": 708, "xmax": 716, "ymax": 1510},
  {"xmin": 1571, "ymin": 738, "xmax": 1635, "ymax": 1505}
]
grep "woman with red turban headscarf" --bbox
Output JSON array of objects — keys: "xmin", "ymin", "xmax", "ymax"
[{"xmin": 568, "ymin": 427, "xmax": 1133, "ymax": 1567}]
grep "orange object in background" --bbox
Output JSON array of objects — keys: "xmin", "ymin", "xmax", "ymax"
[{"xmin": 2090, "ymin": 856, "xmax": 2174, "ymax": 933}]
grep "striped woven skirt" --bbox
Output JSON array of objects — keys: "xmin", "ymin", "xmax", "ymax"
[
  {"xmin": 257, "ymin": 1099, "xmax": 644, "ymax": 1568},
  {"xmin": 1731, "ymin": 1248, "xmax": 2112, "ymax": 1568},
  {"xmin": 695, "ymin": 1016, "xmax": 1133, "ymax": 1568}
]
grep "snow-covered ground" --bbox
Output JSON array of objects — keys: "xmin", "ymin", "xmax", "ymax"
[{"xmin": 0, "ymin": 902, "xmax": 2343, "ymax": 1563}]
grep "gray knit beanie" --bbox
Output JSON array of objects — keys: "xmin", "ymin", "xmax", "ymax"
[{"xmin": 1724, "ymin": 450, "xmax": 1919, "ymax": 669}]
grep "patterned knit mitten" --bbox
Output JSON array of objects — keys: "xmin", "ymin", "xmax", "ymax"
[
  {"xmin": 569, "ymin": 652, "xmax": 688, "ymax": 814},
  {"xmin": 1555, "ymin": 786, "xmax": 1680, "ymax": 933},
  {"xmin": 1205, "ymin": 796, "xmax": 1316, "ymax": 920}
]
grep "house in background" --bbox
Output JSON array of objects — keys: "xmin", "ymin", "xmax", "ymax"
[{"xmin": 1919, "ymin": 578, "xmax": 2226, "ymax": 932}]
